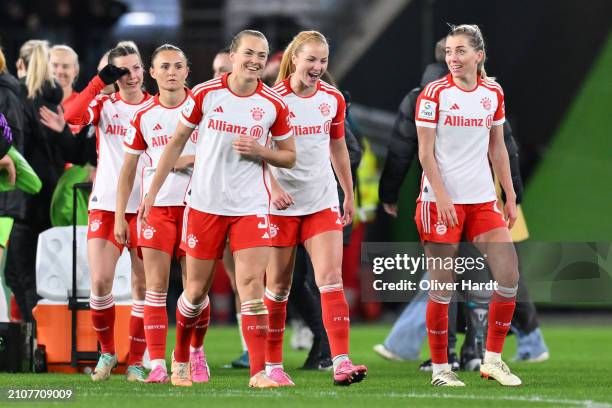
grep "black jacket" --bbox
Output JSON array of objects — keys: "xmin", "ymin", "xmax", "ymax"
[
  {"xmin": 18, "ymin": 79, "xmax": 66, "ymax": 229},
  {"xmin": 0, "ymin": 72, "xmax": 28, "ymax": 220},
  {"xmin": 378, "ymin": 63, "xmax": 524, "ymax": 205}
]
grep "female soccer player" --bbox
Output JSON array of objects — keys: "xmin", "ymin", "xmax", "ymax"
[
  {"xmin": 64, "ymin": 42, "xmax": 150, "ymax": 382},
  {"xmin": 262, "ymin": 30, "xmax": 367, "ymax": 387},
  {"xmin": 115, "ymin": 44, "xmax": 208, "ymax": 384},
  {"xmin": 140, "ymin": 30, "xmax": 295, "ymax": 388},
  {"xmin": 415, "ymin": 24, "xmax": 521, "ymax": 387}
]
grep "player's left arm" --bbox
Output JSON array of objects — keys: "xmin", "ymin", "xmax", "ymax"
[
  {"xmin": 233, "ymin": 101, "xmax": 296, "ymax": 168},
  {"xmin": 330, "ymin": 136, "xmax": 354, "ymax": 226},
  {"xmin": 488, "ymin": 124, "xmax": 517, "ymax": 229}
]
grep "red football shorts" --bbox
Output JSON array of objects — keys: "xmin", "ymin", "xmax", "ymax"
[
  {"xmin": 269, "ymin": 207, "xmax": 343, "ymax": 247},
  {"xmin": 138, "ymin": 206, "xmax": 186, "ymax": 259},
  {"xmin": 179, "ymin": 207, "xmax": 271, "ymax": 260},
  {"xmin": 415, "ymin": 200, "xmax": 507, "ymax": 243},
  {"xmin": 87, "ymin": 209, "xmax": 138, "ymax": 250}
]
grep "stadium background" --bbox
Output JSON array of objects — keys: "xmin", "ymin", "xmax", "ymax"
[{"xmin": 0, "ymin": 0, "xmax": 611, "ymax": 406}]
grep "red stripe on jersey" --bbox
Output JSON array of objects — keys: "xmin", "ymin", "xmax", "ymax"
[
  {"xmin": 260, "ymin": 86, "xmax": 287, "ymax": 109},
  {"xmin": 429, "ymin": 80, "xmax": 451, "ymax": 98},
  {"xmin": 424, "ymin": 77, "xmax": 448, "ymax": 98},
  {"xmin": 132, "ymin": 99, "xmax": 157, "ymax": 122},
  {"xmin": 191, "ymin": 78, "xmax": 221, "ymax": 94},
  {"xmin": 482, "ymin": 80, "xmax": 504, "ymax": 95},
  {"xmin": 272, "ymin": 83, "xmax": 290, "ymax": 96}
]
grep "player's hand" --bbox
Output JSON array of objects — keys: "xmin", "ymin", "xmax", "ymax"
[
  {"xmin": 114, "ymin": 216, "xmax": 130, "ymax": 246},
  {"xmin": 232, "ymin": 134, "xmax": 263, "ymax": 158},
  {"xmin": 173, "ymin": 155, "xmax": 193, "ymax": 171},
  {"xmin": 98, "ymin": 64, "xmax": 129, "ymax": 85},
  {"xmin": 0, "ymin": 154, "xmax": 16, "ymax": 185},
  {"xmin": 436, "ymin": 192, "xmax": 458, "ymax": 227},
  {"xmin": 342, "ymin": 195, "xmax": 355, "ymax": 226},
  {"xmin": 383, "ymin": 202, "xmax": 398, "ymax": 218},
  {"xmin": 271, "ymin": 185, "xmax": 294, "ymax": 210},
  {"xmin": 39, "ymin": 105, "xmax": 66, "ymax": 133},
  {"xmin": 504, "ymin": 198, "xmax": 518, "ymax": 230},
  {"xmin": 138, "ymin": 194, "xmax": 155, "ymax": 227}
]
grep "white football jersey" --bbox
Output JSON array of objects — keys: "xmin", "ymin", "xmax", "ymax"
[
  {"xmin": 270, "ymin": 78, "xmax": 346, "ymax": 216},
  {"xmin": 86, "ymin": 92, "xmax": 151, "ymax": 213},
  {"xmin": 415, "ymin": 74, "xmax": 505, "ymax": 204},
  {"xmin": 124, "ymin": 91, "xmax": 197, "ymax": 207},
  {"xmin": 180, "ymin": 73, "xmax": 292, "ymax": 216}
]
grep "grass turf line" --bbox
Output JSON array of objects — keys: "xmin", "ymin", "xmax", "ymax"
[{"xmin": 0, "ymin": 325, "xmax": 610, "ymax": 408}]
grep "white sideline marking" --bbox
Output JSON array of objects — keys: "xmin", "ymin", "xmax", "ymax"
[{"xmin": 77, "ymin": 389, "xmax": 612, "ymax": 407}]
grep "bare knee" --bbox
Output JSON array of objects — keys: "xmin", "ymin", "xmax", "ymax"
[
  {"xmin": 314, "ymin": 266, "xmax": 342, "ymax": 288},
  {"xmin": 91, "ymin": 277, "xmax": 113, "ymax": 296}
]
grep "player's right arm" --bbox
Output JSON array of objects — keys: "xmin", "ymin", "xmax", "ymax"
[
  {"xmin": 415, "ymin": 89, "xmax": 458, "ymax": 228},
  {"xmin": 139, "ymin": 121, "xmax": 192, "ymax": 225},
  {"xmin": 64, "ymin": 65, "xmax": 128, "ymax": 126},
  {"xmin": 416, "ymin": 126, "xmax": 457, "ymax": 227}
]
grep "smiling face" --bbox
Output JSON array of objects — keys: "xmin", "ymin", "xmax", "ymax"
[
  {"xmin": 150, "ymin": 50, "xmax": 188, "ymax": 92},
  {"xmin": 112, "ymin": 53, "xmax": 144, "ymax": 93},
  {"xmin": 230, "ymin": 35, "xmax": 269, "ymax": 82},
  {"xmin": 291, "ymin": 41, "xmax": 328, "ymax": 89},
  {"xmin": 50, "ymin": 49, "xmax": 78, "ymax": 90},
  {"xmin": 445, "ymin": 34, "xmax": 483, "ymax": 80}
]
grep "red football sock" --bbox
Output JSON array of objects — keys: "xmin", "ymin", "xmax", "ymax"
[
  {"xmin": 264, "ymin": 289, "xmax": 288, "ymax": 365},
  {"xmin": 175, "ymin": 293, "xmax": 205, "ymax": 363},
  {"xmin": 319, "ymin": 285, "xmax": 350, "ymax": 359},
  {"xmin": 486, "ymin": 292, "xmax": 516, "ymax": 353},
  {"xmin": 144, "ymin": 291, "xmax": 168, "ymax": 361},
  {"xmin": 426, "ymin": 298, "xmax": 449, "ymax": 365},
  {"xmin": 90, "ymin": 293, "xmax": 116, "ymax": 355},
  {"xmin": 190, "ymin": 297, "xmax": 210, "ymax": 349},
  {"xmin": 241, "ymin": 299, "xmax": 269, "ymax": 376},
  {"xmin": 127, "ymin": 300, "xmax": 146, "ymax": 366}
]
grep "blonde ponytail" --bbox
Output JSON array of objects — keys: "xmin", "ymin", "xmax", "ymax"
[
  {"xmin": 275, "ymin": 31, "xmax": 328, "ymax": 85},
  {"xmin": 19, "ymin": 40, "xmax": 55, "ymax": 99},
  {"xmin": 0, "ymin": 47, "xmax": 6, "ymax": 73}
]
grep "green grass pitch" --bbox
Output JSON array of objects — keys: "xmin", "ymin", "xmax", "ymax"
[{"xmin": 1, "ymin": 324, "xmax": 610, "ymax": 408}]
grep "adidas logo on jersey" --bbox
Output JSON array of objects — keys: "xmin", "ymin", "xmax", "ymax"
[
  {"xmin": 289, "ymin": 111, "xmax": 296, "ymax": 118},
  {"xmin": 450, "ymin": 103, "xmax": 460, "ymax": 110},
  {"xmin": 153, "ymin": 123, "xmax": 162, "ymax": 131},
  {"xmin": 213, "ymin": 106, "xmax": 224, "ymax": 113}
]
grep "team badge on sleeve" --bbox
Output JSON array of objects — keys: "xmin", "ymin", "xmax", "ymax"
[
  {"xmin": 182, "ymin": 97, "xmax": 195, "ymax": 117},
  {"xmin": 125, "ymin": 125, "xmax": 136, "ymax": 145},
  {"xmin": 417, "ymin": 99, "xmax": 437, "ymax": 120}
]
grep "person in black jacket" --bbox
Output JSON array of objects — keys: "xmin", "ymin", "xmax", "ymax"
[
  {"xmin": 0, "ymin": 49, "xmax": 27, "ymax": 223},
  {"xmin": 4, "ymin": 39, "xmax": 66, "ymax": 322},
  {"xmin": 1, "ymin": 46, "xmax": 30, "ymax": 322}
]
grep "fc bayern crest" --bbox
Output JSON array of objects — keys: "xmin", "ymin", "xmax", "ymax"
[
  {"xmin": 251, "ymin": 107, "xmax": 265, "ymax": 121},
  {"xmin": 319, "ymin": 103, "xmax": 331, "ymax": 116},
  {"xmin": 481, "ymin": 97, "xmax": 492, "ymax": 111}
]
